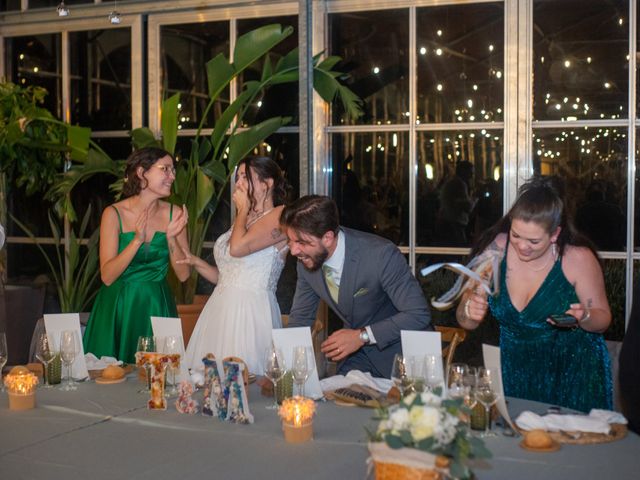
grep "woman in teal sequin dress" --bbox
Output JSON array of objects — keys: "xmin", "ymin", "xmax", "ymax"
[
  {"xmin": 457, "ymin": 177, "xmax": 612, "ymax": 412},
  {"xmin": 83, "ymin": 148, "xmax": 191, "ymax": 364}
]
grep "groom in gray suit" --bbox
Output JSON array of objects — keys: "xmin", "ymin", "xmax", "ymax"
[{"xmin": 281, "ymin": 195, "xmax": 432, "ymax": 378}]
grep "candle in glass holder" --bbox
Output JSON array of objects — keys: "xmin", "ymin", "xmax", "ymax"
[
  {"xmin": 278, "ymin": 396, "xmax": 316, "ymax": 443},
  {"xmin": 5, "ymin": 366, "xmax": 39, "ymax": 410}
]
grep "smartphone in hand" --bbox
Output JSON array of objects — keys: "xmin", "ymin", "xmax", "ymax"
[{"xmin": 547, "ymin": 313, "xmax": 578, "ymax": 327}]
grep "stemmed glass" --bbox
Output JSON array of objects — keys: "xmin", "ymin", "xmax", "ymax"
[
  {"xmin": 59, "ymin": 330, "xmax": 80, "ymax": 391},
  {"xmin": 162, "ymin": 335, "xmax": 183, "ymax": 397},
  {"xmin": 264, "ymin": 345, "xmax": 286, "ymax": 410},
  {"xmin": 447, "ymin": 363, "xmax": 469, "ymax": 399},
  {"xmin": 136, "ymin": 336, "xmax": 156, "ymax": 393},
  {"xmin": 424, "ymin": 354, "xmax": 444, "ymax": 394},
  {"xmin": 475, "ymin": 366, "xmax": 501, "ymax": 437},
  {"xmin": 390, "ymin": 354, "xmax": 411, "ymax": 397},
  {"xmin": 406, "ymin": 356, "xmax": 426, "ymax": 394},
  {"xmin": 35, "ymin": 332, "xmax": 59, "ymax": 389},
  {"xmin": 0, "ymin": 333, "xmax": 7, "ymax": 392},
  {"xmin": 292, "ymin": 346, "xmax": 314, "ymax": 397}
]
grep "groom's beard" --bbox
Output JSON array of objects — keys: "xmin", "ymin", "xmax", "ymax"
[{"xmin": 298, "ymin": 246, "xmax": 329, "ymax": 272}]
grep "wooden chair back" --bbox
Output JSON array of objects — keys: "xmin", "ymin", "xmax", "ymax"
[{"xmin": 435, "ymin": 325, "xmax": 467, "ymax": 373}]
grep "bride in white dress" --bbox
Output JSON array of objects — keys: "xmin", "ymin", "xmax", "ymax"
[{"xmin": 179, "ymin": 156, "xmax": 288, "ymax": 374}]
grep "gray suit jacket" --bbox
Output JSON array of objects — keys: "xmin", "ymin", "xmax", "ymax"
[{"xmin": 288, "ymin": 227, "xmax": 432, "ymax": 377}]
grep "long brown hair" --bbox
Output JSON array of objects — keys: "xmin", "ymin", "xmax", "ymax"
[
  {"xmin": 236, "ymin": 156, "xmax": 288, "ymax": 212},
  {"xmin": 122, "ymin": 147, "xmax": 175, "ymax": 198}
]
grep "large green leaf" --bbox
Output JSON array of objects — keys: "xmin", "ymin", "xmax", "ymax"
[
  {"xmin": 233, "ymin": 24, "xmax": 294, "ymax": 72},
  {"xmin": 131, "ymin": 127, "xmax": 160, "ymax": 149},
  {"xmin": 227, "ymin": 116, "xmax": 288, "ymax": 170},
  {"xmin": 314, "ymin": 68, "xmax": 363, "ymax": 120},
  {"xmin": 67, "ymin": 125, "xmax": 91, "ymax": 162},
  {"xmin": 195, "ymin": 168, "xmax": 214, "ymax": 218},
  {"xmin": 206, "ymin": 54, "xmax": 237, "ymax": 100},
  {"xmin": 161, "ymin": 93, "xmax": 180, "ymax": 155}
]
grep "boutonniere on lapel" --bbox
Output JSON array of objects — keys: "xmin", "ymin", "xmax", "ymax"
[{"xmin": 353, "ymin": 288, "xmax": 369, "ymax": 298}]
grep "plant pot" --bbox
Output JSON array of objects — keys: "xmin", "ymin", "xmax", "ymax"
[
  {"xmin": 176, "ymin": 294, "xmax": 209, "ymax": 346},
  {"xmin": 368, "ymin": 443, "xmax": 449, "ymax": 480}
]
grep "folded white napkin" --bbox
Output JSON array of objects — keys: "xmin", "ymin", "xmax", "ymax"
[
  {"xmin": 319, "ymin": 370, "xmax": 394, "ymax": 393},
  {"xmin": 84, "ymin": 353, "xmax": 122, "ymax": 370},
  {"xmin": 515, "ymin": 409, "xmax": 626, "ymax": 434}
]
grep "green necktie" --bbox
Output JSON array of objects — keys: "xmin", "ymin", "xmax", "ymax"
[{"xmin": 322, "ymin": 264, "xmax": 339, "ymax": 303}]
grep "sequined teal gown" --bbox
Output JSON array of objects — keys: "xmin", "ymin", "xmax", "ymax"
[{"xmin": 488, "ymin": 252, "xmax": 612, "ymax": 412}]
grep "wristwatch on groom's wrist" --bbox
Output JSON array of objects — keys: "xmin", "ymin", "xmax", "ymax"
[{"xmin": 359, "ymin": 327, "xmax": 370, "ymax": 345}]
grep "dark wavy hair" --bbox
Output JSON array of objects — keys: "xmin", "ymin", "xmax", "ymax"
[
  {"xmin": 280, "ymin": 195, "xmax": 340, "ymax": 238},
  {"xmin": 470, "ymin": 175, "xmax": 598, "ymax": 258},
  {"xmin": 122, "ymin": 147, "xmax": 175, "ymax": 198},
  {"xmin": 236, "ymin": 156, "xmax": 288, "ymax": 211}
]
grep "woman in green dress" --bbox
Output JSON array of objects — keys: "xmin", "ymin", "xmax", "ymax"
[
  {"xmin": 83, "ymin": 147, "xmax": 190, "ymax": 363},
  {"xmin": 456, "ymin": 176, "xmax": 612, "ymax": 412}
]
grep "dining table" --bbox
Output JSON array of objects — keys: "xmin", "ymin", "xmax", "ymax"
[{"xmin": 0, "ymin": 374, "xmax": 637, "ymax": 480}]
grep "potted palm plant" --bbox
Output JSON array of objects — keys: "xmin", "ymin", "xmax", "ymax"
[{"xmin": 48, "ymin": 24, "xmax": 362, "ymax": 311}]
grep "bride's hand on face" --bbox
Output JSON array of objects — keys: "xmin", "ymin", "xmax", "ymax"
[{"xmin": 232, "ymin": 185, "xmax": 251, "ymax": 214}]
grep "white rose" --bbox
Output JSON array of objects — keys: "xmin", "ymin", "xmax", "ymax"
[
  {"xmin": 389, "ymin": 407, "xmax": 410, "ymax": 430},
  {"xmin": 410, "ymin": 406, "xmax": 439, "ymax": 441}
]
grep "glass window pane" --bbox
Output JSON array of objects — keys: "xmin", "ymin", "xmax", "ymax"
[
  {"xmin": 70, "ymin": 28, "xmax": 132, "ymax": 130},
  {"xmin": 237, "ymin": 16, "xmax": 298, "ymax": 127},
  {"xmin": 92, "ymin": 136, "xmax": 133, "ymax": 161},
  {"xmin": 329, "ymin": 9, "xmax": 409, "ymax": 125},
  {"xmin": 604, "ymin": 259, "xmax": 626, "ymax": 341},
  {"xmin": 533, "ymin": 0, "xmax": 628, "ymax": 121},
  {"xmin": 4, "ymin": 34, "xmax": 62, "ymax": 118},
  {"xmin": 331, "ymin": 132, "xmax": 409, "ymax": 245},
  {"xmin": 533, "ymin": 127, "xmax": 627, "ymax": 251},
  {"xmin": 251, "ymin": 132, "xmax": 300, "ymax": 201},
  {"xmin": 416, "ymin": 3, "xmax": 504, "ymax": 124},
  {"xmin": 417, "ymin": 130, "xmax": 503, "ymax": 247},
  {"xmin": 1, "ymin": 1, "xmax": 21, "ymax": 11},
  {"xmin": 161, "ymin": 21, "xmax": 230, "ymax": 130}
]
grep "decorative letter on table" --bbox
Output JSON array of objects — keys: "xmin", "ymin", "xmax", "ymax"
[
  {"xmin": 223, "ymin": 360, "xmax": 253, "ymax": 424},
  {"xmin": 202, "ymin": 354, "xmax": 227, "ymax": 419},
  {"xmin": 135, "ymin": 352, "xmax": 180, "ymax": 410}
]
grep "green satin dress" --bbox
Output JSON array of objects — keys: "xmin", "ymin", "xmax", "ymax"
[{"xmin": 83, "ymin": 205, "xmax": 177, "ymax": 364}]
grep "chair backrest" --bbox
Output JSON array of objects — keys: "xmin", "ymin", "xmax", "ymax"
[{"xmin": 435, "ymin": 325, "xmax": 467, "ymax": 372}]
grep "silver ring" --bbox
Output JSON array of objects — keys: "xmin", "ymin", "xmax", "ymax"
[{"xmin": 464, "ymin": 299, "xmax": 471, "ymax": 318}]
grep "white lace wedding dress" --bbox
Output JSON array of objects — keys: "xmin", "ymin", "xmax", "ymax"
[{"xmin": 184, "ymin": 228, "xmax": 286, "ymax": 375}]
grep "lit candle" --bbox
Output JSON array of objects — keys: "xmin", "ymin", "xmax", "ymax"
[
  {"xmin": 279, "ymin": 396, "xmax": 316, "ymax": 443},
  {"xmin": 5, "ymin": 366, "xmax": 38, "ymax": 410}
]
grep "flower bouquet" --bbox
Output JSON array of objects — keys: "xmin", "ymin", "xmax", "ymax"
[{"xmin": 368, "ymin": 390, "xmax": 491, "ymax": 480}]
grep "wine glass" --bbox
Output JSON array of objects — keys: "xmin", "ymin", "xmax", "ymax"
[
  {"xmin": 59, "ymin": 330, "xmax": 80, "ymax": 391},
  {"xmin": 136, "ymin": 336, "xmax": 155, "ymax": 393},
  {"xmin": 475, "ymin": 366, "xmax": 501, "ymax": 437},
  {"xmin": 406, "ymin": 355, "xmax": 426, "ymax": 394},
  {"xmin": 0, "ymin": 333, "xmax": 7, "ymax": 392},
  {"xmin": 390, "ymin": 354, "xmax": 411, "ymax": 397},
  {"xmin": 264, "ymin": 345, "xmax": 286, "ymax": 410},
  {"xmin": 447, "ymin": 363, "xmax": 468, "ymax": 399},
  {"xmin": 162, "ymin": 335, "xmax": 183, "ymax": 397},
  {"xmin": 292, "ymin": 346, "xmax": 314, "ymax": 397},
  {"xmin": 424, "ymin": 354, "xmax": 445, "ymax": 394},
  {"xmin": 35, "ymin": 332, "xmax": 59, "ymax": 389}
]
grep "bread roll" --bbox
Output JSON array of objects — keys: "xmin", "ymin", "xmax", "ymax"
[
  {"xmin": 102, "ymin": 365, "xmax": 125, "ymax": 380},
  {"xmin": 524, "ymin": 429, "xmax": 553, "ymax": 448}
]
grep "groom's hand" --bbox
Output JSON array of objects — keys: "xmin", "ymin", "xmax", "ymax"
[{"xmin": 321, "ymin": 329, "xmax": 363, "ymax": 362}]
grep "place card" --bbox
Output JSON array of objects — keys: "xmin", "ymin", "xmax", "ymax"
[
  {"xmin": 44, "ymin": 313, "xmax": 89, "ymax": 380},
  {"xmin": 150, "ymin": 316, "xmax": 189, "ymax": 383},
  {"xmin": 272, "ymin": 327, "xmax": 323, "ymax": 400},
  {"xmin": 400, "ymin": 330, "xmax": 445, "ymax": 386},
  {"xmin": 482, "ymin": 344, "xmax": 515, "ymax": 430}
]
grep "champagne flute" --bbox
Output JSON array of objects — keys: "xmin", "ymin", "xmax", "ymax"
[
  {"xmin": 35, "ymin": 332, "xmax": 58, "ymax": 389},
  {"xmin": 292, "ymin": 346, "xmax": 314, "ymax": 397},
  {"xmin": 390, "ymin": 354, "xmax": 411, "ymax": 397},
  {"xmin": 0, "ymin": 333, "xmax": 7, "ymax": 392},
  {"xmin": 475, "ymin": 366, "xmax": 501, "ymax": 437},
  {"xmin": 163, "ymin": 335, "xmax": 183, "ymax": 397},
  {"xmin": 264, "ymin": 345, "xmax": 286, "ymax": 409},
  {"xmin": 136, "ymin": 336, "xmax": 155, "ymax": 393},
  {"xmin": 59, "ymin": 330, "xmax": 80, "ymax": 391},
  {"xmin": 406, "ymin": 355, "xmax": 426, "ymax": 394},
  {"xmin": 447, "ymin": 363, "xmax": 468, "ymax": 399}
]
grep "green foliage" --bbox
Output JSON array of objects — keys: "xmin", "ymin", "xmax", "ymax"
[
  {"xmin": 0, "ymin": 82, "xmax": 66, "ymax": 197},
  {"xmin": 11, "ymin": 207, "xmax": 100, "ymax": 313}
]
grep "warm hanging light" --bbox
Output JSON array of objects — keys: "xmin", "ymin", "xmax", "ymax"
[
  {"xmin": 109, "ymin": 0, "xmax": 121, "ymax": 24},
  {"xmin": 57, "ymin": 1, "xmax": 70, "ymax": 17}
]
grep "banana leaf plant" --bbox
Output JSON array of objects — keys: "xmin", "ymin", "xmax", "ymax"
[
  {"xmin": 11, "ymin": 207, "xmax": 100, "ymax": 313},
  {"xmin": 47, "ymin": 23, "xmax": 363, "ymax": 304}
]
